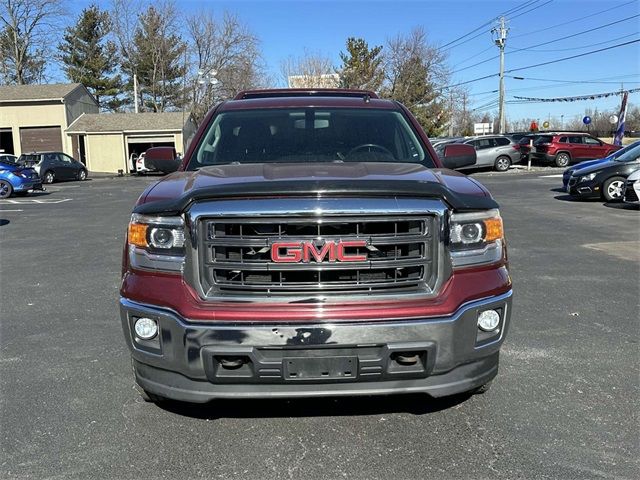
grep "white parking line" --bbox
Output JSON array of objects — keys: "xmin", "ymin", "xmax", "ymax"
[
  {"xmin": 3, "ymin": 198, "xmax": 72, "ymax": 204},
  {"xmin": 539, "ymin": 174, "xmax": 564, "ymax": 178},
  {"xmin": 0, "ymin": 209, "xmax": 23, "ymax": 212}
]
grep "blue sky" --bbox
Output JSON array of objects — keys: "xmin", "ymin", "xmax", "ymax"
[{"xmin": 68, "ymin": 0, "xmax": 639, "ymax": 124}]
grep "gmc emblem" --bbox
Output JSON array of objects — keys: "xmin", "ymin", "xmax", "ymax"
[{"xmin": 271, "ymin": 240, "xmax": 368, "ymax": 263}]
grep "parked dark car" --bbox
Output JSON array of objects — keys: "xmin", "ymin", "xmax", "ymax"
[
  {"xmin": 0, "ymin": 154, "xmax": 18, "ymax": 163},
  {"xmin": 562, "ymin": 140, "xmax": 640, "ymax": 189},
  {"xmin": 566, "ymin": 142, "xmax": 640, "ymax": 201},
  {"xmin": 506, "ymin": 132, "xmax": 530, "ymax": 142},
  {"xmin": 516, "ymin": 133, "xmax": 547, "ymax": 162},
  {"xmin": 0, "ymin": 156, "xmax": 43, "ymax": 198},
  {"xmin": 18, "ymin": 152, "xmax": 88, "ymax": 184},
  {"xmin": 531, "ymin": 133, "xmax": 620, "ymax": 167}
]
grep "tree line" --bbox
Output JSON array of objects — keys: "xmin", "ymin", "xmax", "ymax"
[
  {"xmin": 0, "ymin": 0, "xmax": 459, "ymax": 135},
  {"xmin": 1, "ymin": 0, "xmax": 637, "ymax": 136}
]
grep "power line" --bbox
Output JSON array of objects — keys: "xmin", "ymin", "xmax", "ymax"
[
  {"xmin": 505, "ymin": 38, "xmax": 640, "ymax": 73},
  {"xmin": 510, "ymin": 0, "xmax": 637, "ymax": 39},
  {"xmin": 508, "ymin": 14, "xmax": 640, "ymax": 54},
  {"xmin": 440, "ymin": 29, "xmax": 492, "ymax": 53},
  {"xmin": 473, "ymin": 78, "xmax": 640, "ymax": 97},
  {"xmin": 500, "ymin": 0, "xmax": 541, "ymax": 16},
  {"xmin": 451, "ymin": 16, "xmax": 639, "ymax": 75},
  {"xmin": 441, "ymin": 39, "xmax": 639, "ymax": 90},
  {"xmin": 451, "ymin": 45, "xmax": 494, "ymax": 69},
  {"xmin": 505, "ymin": 32, "xmax": 638, "ymax": 53},
  {"xmin": 505, "ymin": 74, "xmax": 640, "ymax": 83},
  {"xmin": 442, "ymin": 73, "xmax": 498, "ymax": 90},
  {"xmin": 506, "ymin": 0, "xmax": 553, "ymax": 21},
  {"xmin": 438, "ymin": 0, "xmax": 543, "ymax": 52}
]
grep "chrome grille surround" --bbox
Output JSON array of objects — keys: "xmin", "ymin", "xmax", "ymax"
[{"xmin": 185, "ymin": 198, "xmax": 450, "ymax": 302}]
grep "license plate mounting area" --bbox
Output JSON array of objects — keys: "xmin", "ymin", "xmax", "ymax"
[{"xmin": 284, "ymin": 356, "xmax": 357, "ymax": 381}]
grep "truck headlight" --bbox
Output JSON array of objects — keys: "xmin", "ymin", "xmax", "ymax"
[
  {"xmin": 579, "ymin": 172, "xmax": 597, "ymax": 183},
  {"xmin": 449, "ymin": 209, "xmax": 504, "ymax": 268},
  {"xmin": 127, "ymin": 214, "xmax": 185, "ymax": 272}
]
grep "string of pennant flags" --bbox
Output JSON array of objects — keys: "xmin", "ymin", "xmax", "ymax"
[{"xmin": 513, "ymin": 88, "xmax": 640, "ymax": 103}]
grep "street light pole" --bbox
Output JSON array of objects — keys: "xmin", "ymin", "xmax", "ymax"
[{"xmin": 492, "ymin": 17, "xmax": 508, "ymax": 134}]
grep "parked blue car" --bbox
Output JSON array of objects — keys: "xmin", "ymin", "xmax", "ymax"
[
  {"xmin": 0, "ymin": 157, "xmax": 43, "ymax": 199},
  {"xmin": 563, "ymin": 140, "xmax": 640, "ymax": 189}
]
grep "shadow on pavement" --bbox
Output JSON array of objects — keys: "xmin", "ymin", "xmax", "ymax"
[
  {"xmin": 603, "ymin": 201, "xmax": 639, "ymax": 211},
  {"xmin": 552, "ymin": 194, "xmax": 593, "ymax": 202},
  {"xmin": 156, "ymin": 392, "xmax": 473, "ymax": 419}
]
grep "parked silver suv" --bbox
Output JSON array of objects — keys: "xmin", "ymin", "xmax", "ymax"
[{"xmin": 457, "ymin": 135, "xmax": 521, "ymax": 172}]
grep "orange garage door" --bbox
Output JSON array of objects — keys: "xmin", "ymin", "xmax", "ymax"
[{"xmin": 20, "ymin": 126, "xmax": 63, "ymax": 153}]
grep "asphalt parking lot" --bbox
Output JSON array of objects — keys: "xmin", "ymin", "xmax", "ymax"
[{"xmin": 1, "ymin": 172, "xmax": 638, "ymax": 480}]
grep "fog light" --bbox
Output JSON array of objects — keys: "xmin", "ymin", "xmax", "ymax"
[
  {"xmin": 134, "ymin": 317, "xmax": 158, "ymax": 340},
  {"xmin": 478, "ymin": 310, "xmax": 500, "ymax": 331}
]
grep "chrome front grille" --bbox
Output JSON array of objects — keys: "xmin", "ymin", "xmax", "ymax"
[{"xmin": 196, "ymin": 215, "xmax": 438, "ymax": 297}]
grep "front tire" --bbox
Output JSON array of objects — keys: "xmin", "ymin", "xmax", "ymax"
[
  {"xmin": 555, "ymin": 152, "xmax": 571, "ymax": 167},
  {"xmin": 43, "ymin": 170, "xmax": 55, "ymax": 184},
  {"xmin": 494, "ymin": 156, "xmax": 511, "ymax": 172},
  {"xmin": 77, "ymin": 169, "xmax": 87, "ymax": 181},
  {"xmin": 602, "ymin": 176, "xmax": 625, "ymax": 202},
  {"xmin": 0, "ymin": 180, "xmax": 13, "ymax": 199}
]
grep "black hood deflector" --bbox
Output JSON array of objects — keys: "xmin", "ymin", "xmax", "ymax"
[{"xmin": 133, "ymin": 179, "xmax": 499, "ymax": 215}]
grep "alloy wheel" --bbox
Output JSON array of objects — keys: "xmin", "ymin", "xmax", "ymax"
[
  {"xmin": 0, "ymin": 180, "xmax": 11, "ymax": 198},
  {"xmin": 607, "ymin": 180, "xmax": 624, "ymax": 199},
  {"xmin": 495, "ymin": 156, "xmax": 511, "ymax": 172}
]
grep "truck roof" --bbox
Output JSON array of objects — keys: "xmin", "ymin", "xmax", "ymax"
[{"xmin": 221, "ymin": 89, "xmax": 397, "ymax": 111}]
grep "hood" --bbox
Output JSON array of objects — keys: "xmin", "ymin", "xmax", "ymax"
[
  {"xmin": 569, "ymin": 157, "xmax": 609, "ymax": 173},
  {"xmin": 0, "ymin": 161, "xmax": 20, "ymax": 172},
  {"xmin": 572, "ymin": 160, "xmax": 619, "ymax": 176},
  {"xmin": 136, "ymin": 162, "xmax": 496, "ymax": 214}
]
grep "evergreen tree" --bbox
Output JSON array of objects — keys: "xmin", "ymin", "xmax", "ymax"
[
  {"xmin": 338, "ymin": 38, "xmax": 384, "ymax": 91},
  {"xmin": 58, "ymin": 5, "xmax": 123, "ymax": 110},
  {"xmin": 127, "ymin": 5, "xmax": 186, "ymax": 112}
]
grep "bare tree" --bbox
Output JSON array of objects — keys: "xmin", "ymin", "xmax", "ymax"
[
  {"xmin": 280, "ymin": 50, "xmax": 336, "ymax": 88},
  {"xmin": 186, "ymin": 10, "xmax": 266, "ymax": 123},
  {"xmin": 110, "ymin": 0, "xmax": 143, "ymax": 58},
  {"xmin": 0, "ymin": 0, "xmax": 62, "ymax": 84},
  {"xmin": 382, "ymin": 27, "xmax": 450, "ymax": 136},
  {"xmin": 109, "ymin": 0, "xmax": 143, "ymax": 109}
]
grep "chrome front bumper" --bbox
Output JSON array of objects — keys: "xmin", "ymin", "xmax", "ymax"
[{"xmin": 120, "ymin": 290, "xmax": 512, "ymax": 401}]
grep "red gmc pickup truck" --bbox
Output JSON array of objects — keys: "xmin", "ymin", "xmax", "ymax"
[{"xmin": 120, "ymin": 89, "xmax": 512, "ymax": 404}]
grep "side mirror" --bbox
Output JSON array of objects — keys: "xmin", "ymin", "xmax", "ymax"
[{"xmin": 441, "ymin": 143, "xmax": 477, "ymax": 169}]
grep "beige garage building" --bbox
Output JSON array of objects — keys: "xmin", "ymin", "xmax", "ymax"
[
  {"xmin": 66, "ymin": 112, "xmax": 196, "ymax": 173},
  {"xmin": 0, "ymin": 83, "xmax": 98, "ymax": 157}
]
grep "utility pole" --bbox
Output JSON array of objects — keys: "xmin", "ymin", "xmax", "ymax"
[
  {"xmin": 133, "ymin": 74, "xmax": 139, "ymax": 113},
  {"xmin": 448, "ymin": 91, "xmax": 454, "ymax": 137},
  {"xmin": 492, "ymin": 17, "xmax": 508, "ymax": 134}
]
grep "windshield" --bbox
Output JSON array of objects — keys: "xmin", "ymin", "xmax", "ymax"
[
  {"xmin": 187, "ymin": 108, "xmax": 433, "ymax": 170},
  {"xmin": 613, "ymin": 142, "xmax": 640, "ymax": 162}
]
